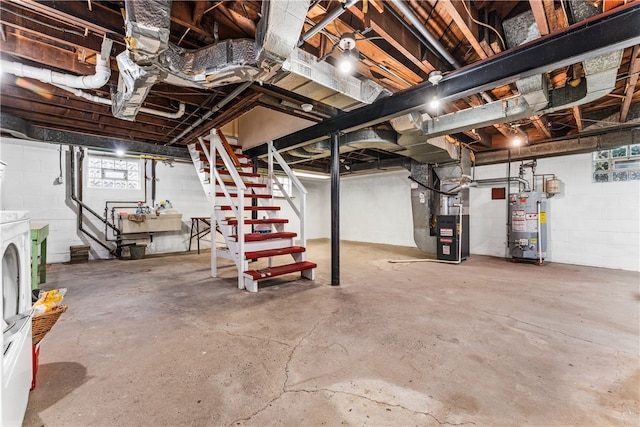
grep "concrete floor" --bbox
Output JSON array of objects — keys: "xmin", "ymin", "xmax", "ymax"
[{"xmin": 24, "ymin": 240, "xmax": 639, "ymax": 426}]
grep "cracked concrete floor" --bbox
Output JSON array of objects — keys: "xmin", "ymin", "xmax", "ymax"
[{"xmin": 24, "ymin": 239, "xmax": 639, "ymax": 426}]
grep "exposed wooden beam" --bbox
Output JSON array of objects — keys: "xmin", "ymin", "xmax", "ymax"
[
  {"xmin": 531, "ymin": 115, "xmax": 552, "ymax": 139},
  {"xmin": 465, "ymin": 128, "xmax": 492, "ymax": 148},
  {"xmin": 620, "ymin": 44, "xmax": 640, "ymax": 122},
  {"xmin": 1, "ymin": 82, "xmax": 188, "ymax": 133},
  {"xmin": 306, "ymin": 5, "xmax": 423, "ymax": 87},
  {"xmin": 0, "ymin": 30, "xmax": 96, "ymax": 74},
  {"xmin": 572, "ymin": 106, "xmax": 583, "ymax": 131},
  {"xmin": 7, "ymin": 0, "xmax": 125, "ymax": 37},
  {"xmin": 215, "ymin": 3, "xmax": 256, "ymax": 37},
  {"xmin": 0, "ymin": 2, "xmax": 108, "ymax": 53},
  {"xmin": 529, "ymin": 0, "xmax": 550, "ymax": 35},
  {"xmin": 1, "ymin": 105, "xmax": 173, "ymax": 143},
  {"xmin": 348, "ymin": 5, "xmax": 434, "ymax": 75},
  {"xmin": 439, "ymin": 0, "xmax": 488, "ymax": 60}
]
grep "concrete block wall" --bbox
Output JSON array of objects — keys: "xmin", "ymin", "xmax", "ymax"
[
  {"xmin": 271, "ymin": 177, "xmax": 330, "ymax": 244},
  {"xmin": 3, "ymin": 137, "xmax": 638, "ymax": 271},
  {"xmin": 331, "ymin": 154, "xmax": 639, "ymax": 271},
  {"xmin": 1, "ymin": 138, "xmax": 210, "ymax": 262},
  {"xmin": 339, "ymin": 170, "xmax": 415, "ymax": 247}
]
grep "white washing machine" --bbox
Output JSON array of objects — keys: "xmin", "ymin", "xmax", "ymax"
[{"xmin": 0, "ymin": 211, "xmax": 32, "ymax": 427}]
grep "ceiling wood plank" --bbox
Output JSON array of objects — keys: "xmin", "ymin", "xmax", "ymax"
[{"xmin": 620, "ymin": 44, "xmax": 640, "ymax": 122}]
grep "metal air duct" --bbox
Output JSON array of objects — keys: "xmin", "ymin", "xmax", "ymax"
[
  {"xmin": 285, "ymin": 126, "xmax": 400, "ymax": 163},
  {"xmin": 113, "ymin": 0, "xmax": 312, "ymax": 121}
]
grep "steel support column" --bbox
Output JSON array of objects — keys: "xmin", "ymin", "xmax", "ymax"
[
  {"xmin": 246, "ymin": 3, "xmax": 640, "ymax": 157},
  {"xmin": 330, "ymin": 132, "xmax": 340, "ymax": 286}
]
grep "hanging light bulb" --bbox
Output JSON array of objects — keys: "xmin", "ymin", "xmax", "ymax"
[
  {"xmin": 339, "ymin": 50, "xmax": 354, "ymax": 74},
  {"xmin": 429, "ymin": 95, "xmax": 439, "ymax": 109},
  {"xmin": 338, "ymin": 33, "xmax": 357, "ymax": 74}
]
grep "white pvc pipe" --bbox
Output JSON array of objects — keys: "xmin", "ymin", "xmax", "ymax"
[
  {"xmin": 1, "ymin": 35, "xmax": 111, "ymax": 89},
  {"xmin": 52, "ymin": 84, "xmax": 186, "ymax": 119},
  {"xmin": 1, "ymin": 59, "xmax": 110, "ymax": 88}
]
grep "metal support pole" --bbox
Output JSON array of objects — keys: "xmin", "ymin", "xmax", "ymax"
[{"xmin": 330, "ymin": 132, "xmax": 340, "ymax": 286}]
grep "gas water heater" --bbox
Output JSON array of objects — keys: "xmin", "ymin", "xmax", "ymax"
[{"xmin": 509, "ymin": 191, "xmax": 547, "ymax": 262}]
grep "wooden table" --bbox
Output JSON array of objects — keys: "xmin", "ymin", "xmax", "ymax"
[{"xmin": 30, "ymin": 222, "xmax": 49, "ymax": 289}]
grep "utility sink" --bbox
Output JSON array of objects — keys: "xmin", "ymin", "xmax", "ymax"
[{"xmin": 118, "ymin": 213, "xmax": 183, "ymax": 234}]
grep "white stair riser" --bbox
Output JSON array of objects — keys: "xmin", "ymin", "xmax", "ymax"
[{"xmin": 229, "ymin": 238, "xmax": 295, "ymax": 253}]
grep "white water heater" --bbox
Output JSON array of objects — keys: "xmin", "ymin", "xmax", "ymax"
[{"xmin": 509, "ymin": 191, "xmax": 547, "ymax": 262}]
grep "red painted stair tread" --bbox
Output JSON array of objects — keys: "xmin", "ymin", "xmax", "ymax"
[
  {"xmin": 217, "ymin": 170, "xmax": 261, "ymax": 177},
  {"xmin": 244, "ymin": 246, "xmax": 306, "ymax": 259},
  {"xmin": 215, "ymin": 192, "xmax": 272, "ymax": 199},
  {"xmin": 222, "ymin": 181, "xmax": 266, "ymax": 188},
  {"xmin": 215, "ymin": 160, "xmax": 255, "ymax": 168},
  {"xmin": 244, "ymin": 261, "xmax": 317, "ymax": 280},
  {"xmin": 226, "ymin": 218, "xmax": 288, "ymax": 225},
  {"xmin": 230, "ymin": 231, "xmax": 297, "ymax": 241},
  {"xmin": 219, "ymin": 205, "xmax": 280, "ymax": 211}
]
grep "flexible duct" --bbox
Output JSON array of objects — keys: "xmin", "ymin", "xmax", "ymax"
[
  {"xmin": 284, "ymin": 127, "xmax": 400, "ymax": 161},
  {"xmin": 0, "ymin": 37, "xmax": 112, "ymax": 89},
  {"xmin": 114, "ymin": 0, "xmax": 311, "ymax": 121}
]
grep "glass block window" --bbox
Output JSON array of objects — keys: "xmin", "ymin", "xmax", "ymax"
[
  {"xmin": 272, "ymin": 175, "xmax": 292, "ymax": 197},
  {"xmin": 592, "ymin": 144, "xmax": 640, "ymax": 183},
  {"xmin": 87, "ymin": 155, "xmax": 141, "ymax": 189}
]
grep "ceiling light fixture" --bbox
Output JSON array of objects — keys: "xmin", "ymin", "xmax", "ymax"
[
  {"xmin": 510, "ymin": 125, "xmax": 527, "ymax": 147},
  {"xmin": 428, "ymin": 70, "xmax": 443, "ymax": 85},
  {"xmin": 301, "ymin": 103, "xmax": 313, "ymax": 113},
  {"xmin": 338, "ymin": 33, "xmax": 357, "ymax": 74},
  {"xmin": 427, "ymin": 70, "xmax": 443, "ymax": 116},
  {"xmin": 115, "ymin": 149, "xmax": 126, "ymax": 157},
  {"xmin": 293, "ymin": 170, "xmax": 330, "ymax": 179}
]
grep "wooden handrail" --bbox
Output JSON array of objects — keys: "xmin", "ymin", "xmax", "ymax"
[{"xmin": 216, "ymin": 129, "xmax": 241, "ymax": 167}]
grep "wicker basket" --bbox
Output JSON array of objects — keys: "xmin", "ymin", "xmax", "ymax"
[{"xmin": 32, "ymin": 305, "xmax": 68, "ymax": 346}]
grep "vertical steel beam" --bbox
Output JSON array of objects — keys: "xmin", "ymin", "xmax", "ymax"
[{"xmin": 330, "ymin": 132, "xmax": 340, "ymax": 286}]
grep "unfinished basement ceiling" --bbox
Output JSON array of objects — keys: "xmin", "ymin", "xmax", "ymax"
[{"xmin": 0, "ymin": 0, "xmax": 639, "ymax": 172}]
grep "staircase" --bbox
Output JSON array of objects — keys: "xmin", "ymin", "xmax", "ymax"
[{"xmin": 188, "ymin": 129, "xmax": 316, "ymax": 292}]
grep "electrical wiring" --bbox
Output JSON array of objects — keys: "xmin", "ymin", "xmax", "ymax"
[{"xmin": 460, "ymin": 0, "xmax": 506, "ymax": 52}]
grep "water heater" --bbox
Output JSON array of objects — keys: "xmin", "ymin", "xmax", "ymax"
[{"xmin": 509, "ymin": 191, "xmax": 547, "ymax": 262}]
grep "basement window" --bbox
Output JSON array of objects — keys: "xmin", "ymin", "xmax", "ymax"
[
  {"xmin": 592, "ymin": 144, "xmax": 640, "ymax": 182},
  {"xmin": 87, "ymin": 155, "xmax": 141, "ymax": 190},
  {"xmin": 272, "ymin": 175, "xmax": 292, "ymax": 198}
]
